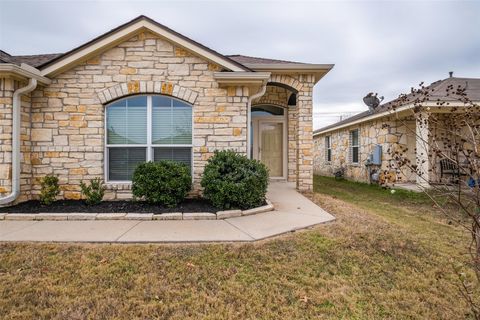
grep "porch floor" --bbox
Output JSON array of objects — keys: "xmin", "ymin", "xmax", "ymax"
[{"xmin": 0, "ymin": 182, "xmax": 334, "ymax": 243}]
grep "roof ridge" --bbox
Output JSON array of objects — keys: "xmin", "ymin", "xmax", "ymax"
[{"xmin": 38, "ymin": 15, "xmax": 251, "ymax": 72}]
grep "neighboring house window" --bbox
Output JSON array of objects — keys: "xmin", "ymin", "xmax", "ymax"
[
  {"xmin": 325, "ymin": 136, "xmax": 332, "ymax": 162},
  {"xmin": 350, "ymin": 129, "xmax": 359, "ymax": 164},
  {"xmin": 105, "ymin": 95, "xmax": 192, "ymax": 181}
]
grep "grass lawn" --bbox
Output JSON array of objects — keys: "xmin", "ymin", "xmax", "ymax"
[{"xmin": 0, "ymin": 175, "xmax": 477, "ymax": 319}]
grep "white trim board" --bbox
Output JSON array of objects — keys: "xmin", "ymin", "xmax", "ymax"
[
  {"xmin": 41, "ymin": 18, "xmax": 247, "ymax": 77},
  {"xmin": 313, "ymin": 102, "xmax": 479, "ymax": 137}
]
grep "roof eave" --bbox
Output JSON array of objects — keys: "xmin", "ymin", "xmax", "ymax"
[
  {"xmin": 0, "ymin": 63, "xmax": 51, "ymax": 85},
  {"xmin": 245, "ymin": 63, "xmax": 334, "ymax": 83},
  {"xmin": 243, "ymin": 63, "xmax": 334, "ymax": 70},
  {"xmin": 39, "ymin": 16, "xmax": 250, "ymax": 77},
  {"xmin": 313, "ymin": 101, "xmax": 479, "ymax": 136},
  {"xmin": 213, "ymin": 71, "xmax": 271, "ymax": 85}
]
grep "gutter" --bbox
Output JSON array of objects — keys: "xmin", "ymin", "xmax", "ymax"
[
  {"xmin": 0, "ymin": 63, "xmax": 51, "ymax": 85},
  {"xmin": 213, "ymin": 72, "xmax": 271, "ymax": 85},
  {"xmin": 312, "ymin": 101, "xmax": 476, "ymax": 137},
  {"xmin": 0, "ymin": 78, "xmax": 38, "ymax": 205},
  {"xmin": 243, "ymin": 64, "xmax": 334, "ymax": 84},
  {"xmin": 242, "ymin": 63, "xmax": 335, "ymax": 71}
]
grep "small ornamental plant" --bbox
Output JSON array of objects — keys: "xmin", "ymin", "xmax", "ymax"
[
  {"xmin": 132, "ymin": 161, "xmax": 191, "ymax": 207},
  {"xmin": 201, "ymin": 150, "xmax": 269, "ymax": 210},
  {"xmin": 80, "ymin": 178, "xmax": 106, "ymax": 205},
  {"xmin": 39, "ymin": 175, "xmax": 60, "ymax": 205}
]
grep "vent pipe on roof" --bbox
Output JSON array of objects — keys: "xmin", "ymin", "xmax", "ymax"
[{"xmin": 449, "ymin": 71, "xmax": 453, "ymax": 78}]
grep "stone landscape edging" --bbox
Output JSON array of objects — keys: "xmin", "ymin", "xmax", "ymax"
[{"xmin": 0, "ymin": 200, "xmax": 274, "ymax": 221}]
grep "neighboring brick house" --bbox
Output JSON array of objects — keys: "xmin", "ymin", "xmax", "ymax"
[
  {"xmin": 0, "ymin": 15, "xmax": 333, "ymax": 205},
  {"xmin": 313, "ymin": 76, "xmax": 480, "ymax": 187}
]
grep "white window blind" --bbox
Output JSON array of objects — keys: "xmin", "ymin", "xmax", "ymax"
[
  {"xmin": 107, "ymin": 96, "xmax": 147, "ymax": 144},
  {"xmin": 154, "ymin": 147, "xmax": 191, "ymax": 170},
  {"xmin": 350, "ymin": 129, "xmax": 359, "ymax": 164},
  {"xmin": 108, "ymin": 147, "xmax": 146, "ymax": 181},
  {"xmin": 105, "ymin": 95, "xmax": 192, "ymax": 182},
  {"xmin": 325, "ymin": 136, "xmax": 331, "ymax": 162},
  {"xmin": 152, "ymin": 96, "xmax": 192, "ymax": 145}
]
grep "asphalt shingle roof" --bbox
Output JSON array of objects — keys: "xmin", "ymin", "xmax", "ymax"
[
  {"xmin": 1, "ymin": 16, "xmax": 318, "ymax": 72},
  {"xmin": 0, "ymin": 51, "xmax": 63, "ymax": 68},
  {"xmin": 226, "ymin": 54, "xmax": 310, "ymax": 65},
  {"xmin": 314, "ymin": 77, "xmax": 480, "ymax": 134}
]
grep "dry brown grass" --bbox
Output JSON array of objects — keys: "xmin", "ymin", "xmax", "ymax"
[{"xmin": 0, "ymin": 176, "xmax": 476, "ymax": 319}]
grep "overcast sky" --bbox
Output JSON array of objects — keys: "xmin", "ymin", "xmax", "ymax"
[{"xmin": 1, "ymin": 0, "xmax": 479, "ymax": 129}]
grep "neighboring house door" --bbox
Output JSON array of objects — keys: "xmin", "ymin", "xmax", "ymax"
[{"xmin": 251, "ymin": 105, "xmax": 287, "ymax": 179}]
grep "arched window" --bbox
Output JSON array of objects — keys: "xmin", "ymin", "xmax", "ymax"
[
  {"xmin": 251, "ymin": 105, "xmax": 285, "ymax": 116},
  {"xmin": 105, "ymin": 95, "xmax": 192, "ymax": 182}
]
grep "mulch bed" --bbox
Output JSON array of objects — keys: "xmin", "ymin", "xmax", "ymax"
[{"xmin": 0, "ymin": 199, "xmax": 219, "ymax": 214}]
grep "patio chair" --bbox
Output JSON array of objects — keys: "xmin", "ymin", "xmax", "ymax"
[{"xmin": 439, "ymin": 158, "xmax": 459, "ymax": 180}]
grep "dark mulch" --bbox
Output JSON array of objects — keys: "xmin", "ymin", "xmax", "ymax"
[{"xmin": 0, "ymin": 199, "xmax": 220, "ymax": 214}]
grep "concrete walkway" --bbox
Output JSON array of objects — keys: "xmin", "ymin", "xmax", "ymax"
[{"xmin": 0, "ymin": 182, "xmax": 334, "ymax": 243}]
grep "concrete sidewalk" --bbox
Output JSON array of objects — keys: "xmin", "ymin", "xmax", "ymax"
[{"xmin": 0, "ymin": 182, "xmax": 335, "ymax": 243}]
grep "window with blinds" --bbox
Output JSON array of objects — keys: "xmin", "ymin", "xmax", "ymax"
[
  {"xmin": 105, "ymin": 95, "xmax": 192, "ymax": 181},
  {"xmin": 325, "ymin": 136, "xmax": 331, "ymax": 162},
  {"xmin": 350, "ymin": 129, "xmax": 359, "ymax": 164}
]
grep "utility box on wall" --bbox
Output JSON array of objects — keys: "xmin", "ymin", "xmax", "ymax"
[{"xmin": 372, "ymin": 145, "xmax": 382, "ymax": 165}]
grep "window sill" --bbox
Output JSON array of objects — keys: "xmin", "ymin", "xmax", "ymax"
[{"xmin": 104, "ymin": 183, "xmax": 132, "ymax": 191}]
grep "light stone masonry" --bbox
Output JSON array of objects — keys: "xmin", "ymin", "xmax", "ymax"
[{"xmin": 0, "ymin": 30, "xmax": 318, "ymax": 205}]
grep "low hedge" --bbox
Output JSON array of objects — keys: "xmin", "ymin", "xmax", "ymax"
[
  {"xmin": 201, "ymin": 150, "xmax": 269, "ymax": 210},
  {"xmin": 132, "ymin": 161, "xmax": 191, "ymax": 207}
]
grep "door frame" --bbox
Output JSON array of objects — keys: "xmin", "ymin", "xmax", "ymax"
[{"xmin": 252, "ymin": 116, "xmax": 288, "ymax": 180}]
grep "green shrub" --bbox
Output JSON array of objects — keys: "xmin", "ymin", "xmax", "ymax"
[
  {"xmin": 80, "ymin": 178, "xmax": 106, "ymax": 205},
  {"xmin": 39, "ymin": 175, "xmax": 60, "ymax": 205},
  {"xmin": 201, "ymin": 150, "xmax": 269, "ymax": 210},
  {"xmin": 132, "ymin": 161, "xmax": 191, "ymax": 207}
]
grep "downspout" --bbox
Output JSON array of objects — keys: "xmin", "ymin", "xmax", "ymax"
[
  {"xmin": 247, "ymin": 82, "xmax": 268, "ymax": 159},
  {"xmin": 0, "ymin": 78, "xmax": 37, "ymax": 205}
]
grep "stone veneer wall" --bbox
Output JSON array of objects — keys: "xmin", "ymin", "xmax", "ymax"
[
  {"xmin": 252, "ymin": 85, "xmax": 298, "ymax": 182},
  {"xmin": 27, "ymin": 31, "xmax": 250, "ymax": 200},
  {"xmin": 0, "ymin": 78, "xmax": 33, "ymax": 203},
  {"xmin": 296, "ymin": 75, "xmax": 315, "ymax": 191},
  {"xmin": 251, "ymin": 76, "xmax": 315, "ymax": 190},
  {"xmin": 0, "ymin": 32, "xmax": 317, "ymax": 204},
  {"xmin": 0, "ymin": 78, "xmax": 15, "ymax": 196},
  {"xmin": 313, "ymin": 117, "xmax": 417, "ymax": 184}
]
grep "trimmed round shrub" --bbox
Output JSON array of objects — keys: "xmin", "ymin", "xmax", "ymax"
[
  {"xmin": 132, "ymin": 161, "xmax": 191, "ymax": 207},
  {"xmin": 201, "ymin": 150, "xmax": 269, "ymax": 210}
]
